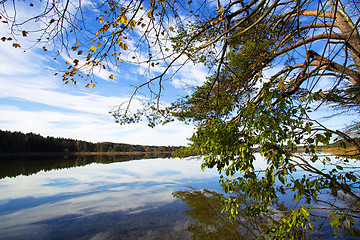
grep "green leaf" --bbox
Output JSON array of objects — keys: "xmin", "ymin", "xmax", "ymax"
[
  {"xmin": 330, "ymin": 214, "xmax": 339, "ymax": 228},
  {"xmin": 336, "ymin": 165, "xmax": 343, "ymax": 170},
  {"xmin": 305, "ymin": 122, "xmax": 312, "ymax": 134}
]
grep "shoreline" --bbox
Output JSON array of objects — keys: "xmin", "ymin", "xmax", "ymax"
[{"xmin": 0, "ymin": 151, "xmax": 175, "ymax": 157}]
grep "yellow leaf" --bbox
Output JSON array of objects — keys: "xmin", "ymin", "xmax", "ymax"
[
  {"xmin": 130, "ymin": 20, "xmax": 136, "ymax": 27},
  {"xmin": 120, "ymin": 42, "xmax": 128, "ymax": 50},
  {"xmin": 64, "ymin": 80, "xmax": 69, "ymax": 84},
  {"xmin": 70, "ymin": 67, "xmax": 77, "ymax": 76},
  {"xmin": 169, "ymin": 26, "xmax": 174, "ymax": 32},
  {"xmin": 90, "ymin": 39, "xmax": 95, "ymax": 43},
  {"xmin": 109, "ymin": 74, "xmax": 114, "ymax": 80},
  {"xmin": 89, "ymin": 46, "xmax": 97, "ymax": 52},
  {"xmin": 300, "ymin": 97, "xmax": 307, "ymax": 102},
  {"xmin": 277, "ymin": 82, "xmax": 286, "ymax": 90},
  {"xmin": 92, "ymin": 84, "xmax": 96, "ymax": 88},
  {"xmin": 85, "ymin": 84, "xmax": 90, "ymax": 88},
  {"xmin": 86, "ymin": 53, "xmax": 92, "ymax": 60},
  {"xmin": 216, "ymin": 6, "xmax": 224, "ymax": 13},
  {"xmin": 12, "ymin": 43, "xmax": 21, "ymax": 48},
  {"xmin": 120, "ymin": 15, "xmax": 129, "ymax": 25},
  {"xmin": 165, "ymin": 48, "xmax": 169, "ymax": 52},
  {"xmin": 74, "ymin": 23, "xmax": 82, "ymax": 30}
]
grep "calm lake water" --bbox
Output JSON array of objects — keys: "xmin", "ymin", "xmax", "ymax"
[
  {"xmin": 0, "ymin": 154, "xmax": 358, "ymax": 239},
  {"xmin": 0, "ymin": 155, "xmax": 221, "ymax": 240}
]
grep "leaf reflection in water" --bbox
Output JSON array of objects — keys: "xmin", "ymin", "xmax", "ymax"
[
  {"xmin": 173, "ymin": 187, "xmax": 358, "ymax": 239},
  {"xmin": 174, "ymin": 188, "xmax": 279, "ymax": 240}
]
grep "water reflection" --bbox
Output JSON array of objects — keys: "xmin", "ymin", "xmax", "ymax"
[
  {"xmin": 0, "ymin": 153, "xmax": 172, "ymax": 179},
  {"xmin": 173, "ymin": 188, "xmax": 339, "ymax": 239},
  {"xmin": 0, "ymin": 156, "xmax": 220, "ymax": 239},
  {"xmin": 2, "ymin": 154, "xmax": 357, "ymax": 239},
  {"xmin": 173, "ymin": 153, "xmax": 360, "ymax": 239}
]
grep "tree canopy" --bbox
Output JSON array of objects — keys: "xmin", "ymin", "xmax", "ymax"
[{"xmin": 1, "ymin": 0, "xmax": 360, "ymax": 238}]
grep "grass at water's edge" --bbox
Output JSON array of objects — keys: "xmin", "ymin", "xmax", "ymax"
[
  {"xmin": 317, "ymin": 138, "xmax": 360, "ymax": 158},
  {"xmin": 320, "ymin": 147, "xmax": 359, "ymax": 157}
]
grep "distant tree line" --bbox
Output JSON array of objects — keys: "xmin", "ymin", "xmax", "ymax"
[{"xmin": 0, "ymin": 130, "xmax": 180, "ymax": 153}]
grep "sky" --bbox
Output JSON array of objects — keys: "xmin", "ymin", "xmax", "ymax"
[
  {"xmin": 0, "ymin": 38, "xmax": 208, "ymax": 146},
  {"xmin": 0, "ymin": 0, "xmax": 355, "ymax": 147},
  {"xmin": 0, "ymin": 1, "xmax": 213, "ymax": 147}
]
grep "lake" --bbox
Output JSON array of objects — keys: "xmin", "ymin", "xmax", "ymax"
[
  {"xmin": 0, "ymin": 155, "xmax": 221, "ymax": 240},
  {"xmin": 0, "ymin": 154, "xmax": 358, "ymax": 239}
]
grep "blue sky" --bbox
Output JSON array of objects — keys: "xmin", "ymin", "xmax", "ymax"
[
  {"xmin": 0, "ymin": 36, "xmax": 211, "ymax": 146},
  {"xmin": 0, "ymin": 0, "xmax": 212, "ymax": 146},
  {"xmin": 0, "ymin": 0, "xmax": 355, "ymax": 147}
]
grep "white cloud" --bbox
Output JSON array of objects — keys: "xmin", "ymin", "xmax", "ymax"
[
  {"xmin": 0, "ymin": 43, "xmax": 194, "ymax": 146},
  {"xmin": 0, "ymin": 0, "xmax": 204, "ymax": 146},
  {"xmin": 0, "ymin": 105, "xmax": 193, "ymax": 145},
  {"xmin": 0, "ymin": 42, "xmax": 47, "ymax": 77},
  {"xmin": 0, "ymin": 157, "xmax": 219, "ymax": 237},
  {"xmin": 171, "ymin": 61, "xmax": 208, "ymax": 89}
]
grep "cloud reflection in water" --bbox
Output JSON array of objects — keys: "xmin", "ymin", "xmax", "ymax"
[{"xmin": 0, "ymin": 157, "xmax": 220, "ymax": 239}]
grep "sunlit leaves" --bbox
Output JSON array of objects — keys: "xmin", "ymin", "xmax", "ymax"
[
  {"xmin": 89, "ymin": 46, "xmax": 97, "ymax": 52},
  {"xmin": 12, "ymin": 43, "xmax": 21, "ymax": 48},
  {"xmin": 277, "ymin": 82, "xmax": 286, "ymax": 91},
  {"xmin": 119, "ymin": 42, "xmax": 128, "ymax": 50},
  {"xmin": 71, "ymin": 45, "xmax": 79, "ymax": 51}
]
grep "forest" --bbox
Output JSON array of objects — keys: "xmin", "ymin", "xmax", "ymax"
[{"xmin": 0, "ymin": 130, "xmax": 180, "ymax": 153}]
